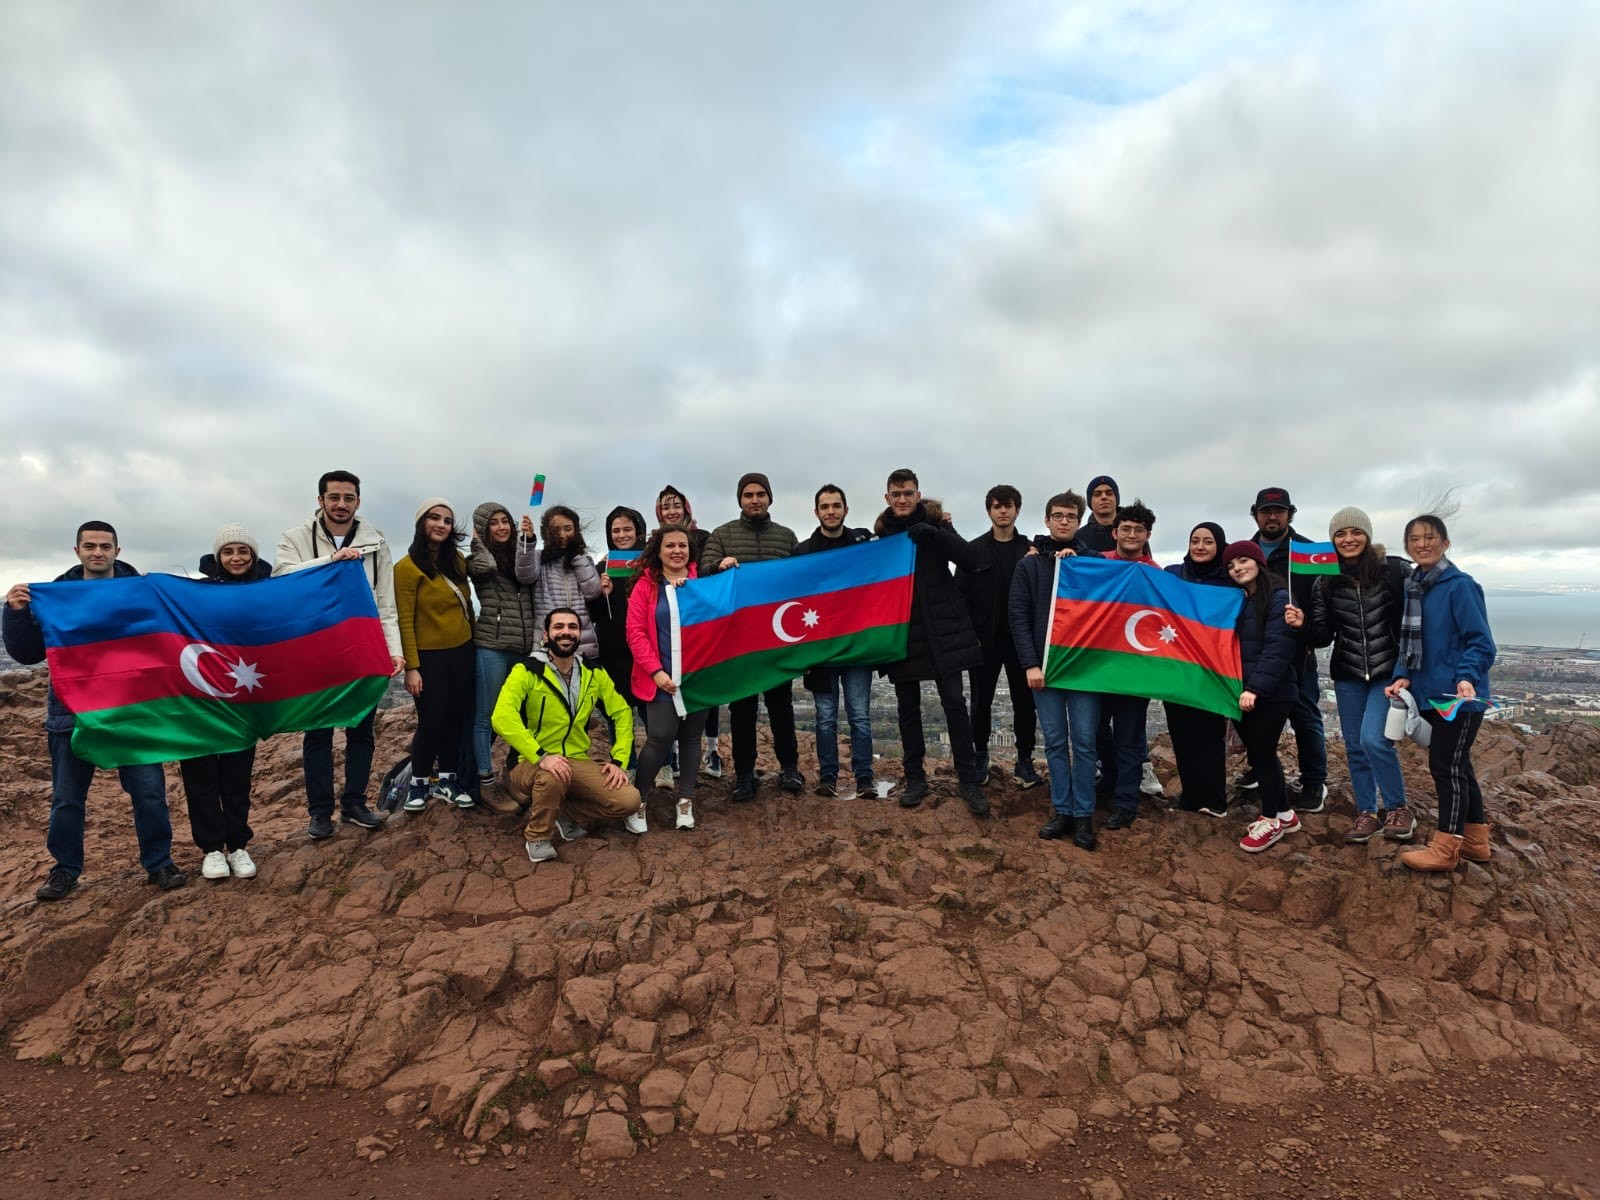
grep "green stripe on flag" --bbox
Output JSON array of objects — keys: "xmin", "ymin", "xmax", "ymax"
[
  {"xmin": 69, "ymin": 678, "xmax": 390, "ymax": 768},
  {"xmin": 679, "ymin": 624, "xmax": 906, "ymax": 713},
  {"xmin": 1045, "ymin": 647, "xmax": 1242, "ymax": 719}
]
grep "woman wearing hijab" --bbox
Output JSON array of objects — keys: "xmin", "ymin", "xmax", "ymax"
[{"xmin": 1164, "ymin": 522, "xmax": 1234, "ymax": 818}]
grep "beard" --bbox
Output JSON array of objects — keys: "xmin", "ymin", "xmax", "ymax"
[{"xmin": 546, "ymin": 633, "xmax": 581, "ymax": 658}]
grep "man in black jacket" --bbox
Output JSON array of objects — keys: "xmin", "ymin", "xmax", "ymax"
[
  {"xmin": 958, "ymin": 484, "xmax": 1040, "ymax": 789},
  {"xmin": 875, "ymin": 468, "xmax": 987, "ymax": 816},
  {"xmin": 3, "ymin": 522, "xmax": 185, "ymax": 901},
  {"xmin": 795, "ymin": 485, "xmax": 876, "ymax": 797},
  {"xmin": 1247, "ymin": 486, "xmax": 1328, "ymax": 812}
]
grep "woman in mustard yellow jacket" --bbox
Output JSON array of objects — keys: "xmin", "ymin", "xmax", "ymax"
[{"xmin": 395, "ymin": 498, "xmax": 475, "ymax": 811}]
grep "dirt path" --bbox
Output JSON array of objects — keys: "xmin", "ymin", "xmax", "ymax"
[{"xmin": 1, "ymin": 1055, "xmax": 1594, "ymax": 1199}]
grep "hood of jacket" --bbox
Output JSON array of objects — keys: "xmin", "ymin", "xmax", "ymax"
[{"xmin": 875, "ymin": 499, "xmax": 944, "ymax": 537}]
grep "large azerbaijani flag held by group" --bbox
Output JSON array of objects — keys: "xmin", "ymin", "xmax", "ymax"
[
  {"xmin": 1044, "ymin": 557, "xmax": 1245, "ymax": 719},
  {"xmin": 667, "ymin": 534, "xmax": 916, "ymax": 715},
  {"xmin": 27, "ymin": 560, "xmax": 393, "ymax": 768}
]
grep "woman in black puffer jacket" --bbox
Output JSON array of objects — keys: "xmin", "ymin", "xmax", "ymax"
[{"xmin": 1287, "ymin": 506, "xmax": 1413, "ymax": 845}]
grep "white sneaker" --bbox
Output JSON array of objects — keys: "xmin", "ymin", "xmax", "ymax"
[
  {"xmin": 675, "ymin": 799, "xmax": 695, "ymax": 830},
  {"xmin": 225, "ymin": 848, "xmax": 257, "ymax": 879},
  {"xmin": 624, "ymin": 810, "xmax": 648, "ymax": 835},
  {"xmin": 554, "ymin": 814, "xmax": 588, "ymax": 842},
  {"xmin": 526, "ymin": 839, "xmax": 557, "ymax": 863},
  {"xmin": 1140, "ymin": 762, "xmax": 1164, "ymax": 796},
  {"xmin": 200, "ymin": 850, "xmax": 230, "ymax": 880}
]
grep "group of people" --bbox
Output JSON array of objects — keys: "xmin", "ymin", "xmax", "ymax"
[{"xmin": 3, "ymin": 467, "xmax": 1497, "ymax": 901}]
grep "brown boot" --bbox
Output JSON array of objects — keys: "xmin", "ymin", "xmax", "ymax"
[
  {"xmin": 479, "ymin": 782, "xmax": 526, "ymax": 817},
  {"xmin": 1400, "ymin": 831, "xmax": 1464, "ymax": 872},
  {"xmin": 1461, "ymin": 822, "xmax": 1492, "ymax": 863}
]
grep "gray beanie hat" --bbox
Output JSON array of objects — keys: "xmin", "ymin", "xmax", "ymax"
[
  {"xmin": 1327, "ymin": 506, "xmax": 1374, "ymax": 542},
  {"xmin": 213, "ymin": 522, "xmax": 259, "ymax": 557}
]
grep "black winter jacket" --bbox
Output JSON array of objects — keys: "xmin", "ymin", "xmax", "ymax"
[
  {"xmin": 957, "ymin": 531, "xmax": 1031, "ymax": 658},
  {"xmin": 873, "ymin": 502, "xmax": 983, "ymax": 683},
  {"xmin": 1252, "ymin": 524, "xmax": 1319, "ymax": 673},
  {"xmin": 1308, "ymin": 556, "xmax": 1412, "ymax": 683},
  {"xmin": 1236, "ymin": 585, "xmax": 1298, "ymax": 704},
  {"xmin": 794, "ymin": 526, "xmax": 872, "ymax": 556}
]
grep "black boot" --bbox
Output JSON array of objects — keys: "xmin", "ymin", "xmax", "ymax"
[
  {"xmin": 1073, "ymin": 817, "xmax": 1098, "ymax": 852},
  {"xmin": 731, "ymin": 773, "xmax": 756, "ymax": 803}
]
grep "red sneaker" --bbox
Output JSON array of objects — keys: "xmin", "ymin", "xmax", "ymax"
[
  {"xmin": 1240, "ymin": 816, "xmax": 1284, "ymax": 853},
  {"xmin": 1276, "ymin": 811, "xmax": 1302, "ymax": 837}
]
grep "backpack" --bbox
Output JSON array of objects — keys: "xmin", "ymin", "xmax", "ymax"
[{"xmin": 376, "ymin": 755, "xmax": 413, "ymax": 814}]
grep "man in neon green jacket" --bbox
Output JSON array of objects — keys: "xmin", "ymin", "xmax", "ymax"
[{"xmin": 493, "ymin": 608, "xmax": 641, "ymax": 862}]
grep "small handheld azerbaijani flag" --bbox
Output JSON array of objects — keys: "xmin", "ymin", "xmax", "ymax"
[
  {"xmin": 1289, "ymin": 539, "xmax": 1340, "ymax": 575},
  {"xmin": 604, "ymin": 548, "xmax": 642, "ymax": 579},
  {"xmin": 529, "ymin": 475, "xmax": 547, "ymax": 507}
]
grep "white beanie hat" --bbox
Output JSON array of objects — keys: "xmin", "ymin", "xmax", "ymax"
[
  {"xmin": 213, "ymin": 522, "xmax": 259, "ymax": 557},
  {"xmin": 414, "ymin": 497, "xmax": 455, "ymax": 524}
]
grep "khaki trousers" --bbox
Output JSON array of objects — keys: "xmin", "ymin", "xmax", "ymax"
[{"xmin": 508, "ymin": 757, "xmax": 641, "ymax": 842}]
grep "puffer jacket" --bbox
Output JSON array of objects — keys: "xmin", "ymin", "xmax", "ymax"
[
  {"xmin": 1236, "ymin": 585, "xmax": 1298, "ymax": 704},
  {"xmin": 529, "ymin": 549, "xmax": 603, "ymax": 661},
  {"xmin": 699, "ymin": 513, "xmax": 799, "ymax": 574},
  {"xmin": 1308, "ymin": 555, "xmax": 1411, "ymax": 683},
  {"xmin": 873, "ymin": 502, "xmax": 984, "ymax": 683},
  {"xmin": 3, "ymin": 561, "xmax": 141, "ymax": 733},
  {"xmin": 468, "ymin": 502, "xmax": 538, "ymax": 654}
]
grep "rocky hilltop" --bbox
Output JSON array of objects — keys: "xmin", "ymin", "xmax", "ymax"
[{"xmin": 1, "ymin": 668, "xmax": 1597, "ymax": 1169}]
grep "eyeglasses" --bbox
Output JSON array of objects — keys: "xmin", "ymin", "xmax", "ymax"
[{"xmin": 1116, "ymin": 525, "xmax": 1148, "ymax": 535}]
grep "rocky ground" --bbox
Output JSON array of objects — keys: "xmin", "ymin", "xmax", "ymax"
[{"xmin": 1, "ymin": 668, "xmax": 1598, "ymax": 1197}]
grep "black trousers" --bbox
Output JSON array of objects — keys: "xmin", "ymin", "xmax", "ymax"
[
  {"xmin": 730, "ymin": 683, "xmax": 798, "ymax": 776},
  {"xmin": 304, "ymin": 707, "xmax": 377, "ymax": 818},
  {"xmin": 413, "ymin": 642, "xmax": 476, "ymax": 777},
  {"xmin": 179, "ymin": 748, "xmax": 256, "ymax": 853},
  {"xmin": 1234, "ymin": 699, "xmax": 1293, "ymax": 817},
  {"xmin": 635, "ymin": 696, "xmax": 711, "ymax": 801},
  {"xmin": 1165, "ymin": 701, "xmax": 1226, "ymax": 811},
  {"xmin": 969, "ymin": 650, "xmax": 1036, "ymax": 760},
  {"xmin": 1424, "ymin": 708, "xmax": 1485, "ymax": 835},
  {"xmin": 895, "ymin": 673, "xmax": 977, "ymax": 785}
]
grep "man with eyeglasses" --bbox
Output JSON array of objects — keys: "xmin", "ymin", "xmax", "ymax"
[
  {"xmin": 1097, "ymin": 500, "xmax": 1163, "ymax": 830},
  {"xmin": 1246, "ymin": 486, "xmax": 1328, "ymax": 812},
  {"xmin": 274, "ymin": 469, "xmax": 405, "ymax": 840},
  {"xmin": 875, "ymin": 468, "xmax": 988, "ymax": 816}
]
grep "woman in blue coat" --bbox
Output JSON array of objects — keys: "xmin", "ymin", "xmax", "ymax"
[
  {"xmin": 1385, "ymin": 514, "xmax": 1497, "ymax": 872},
  {"xmin": 1223, "ymin": 541, "xmax": 1302, "ymax": 853}
]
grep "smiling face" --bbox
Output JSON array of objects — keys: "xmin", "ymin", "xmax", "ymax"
[
  {"xmin": 318, "ymin": 482, "xmax": 360, "ymax": 529},
  {"xmin": 1405, "ymin": 520, "xmax": 1449, "ymax": 568},
  {"xmin": 886, "ymin": 482, "xmax": 920, "ymax": 519},
  {"xmin": 487, "ymin": 510, "xmax": 513, "ymax": 545},
  {"xmin": 1332, "ymin": 525, "xmax": 1369, "ymax": 561},
  {"xmin": 1188, "ymin": 528, "xmax": 1218, "ymax": 563},
  {"xmin": 660, "ymin": 531, "xmax": 691, "ymax": 574},
  {"xmin": 423, "ymin": 506, "xmax": 454, "ymax": 545},
  {"xmin": 1228, "ymin": 556, "xmax": 1261, "ymax": 587},
  {"xmin": 815, "ymin": 490, "xmax": 847, "ymax": 533},
  {"xmin": 218, "ymin": 542, "xmax": 256, "ymax": 577},
  {"xmin": 658, "ymin": 492, "xmax": 686, "ymax": 524},
  {"xmin": 1115, "ymin": 518, "xmax": 1150, "ymax": 557},
  {"xmin": 1253, "ymin": 505, "xmax": 1290, "ymax": 538},
  {"xmin": 545, "ymin": 611, "xmax": 582, "ymax": 658},
  {"xmin": 610, "ymin": 515, "xmax": 639, "ymax": 550}
]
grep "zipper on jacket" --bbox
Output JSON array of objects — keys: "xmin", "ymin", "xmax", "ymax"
[{"xmin": 1356, "ymin": 581, "xmax": 1372, "ymax": 681}]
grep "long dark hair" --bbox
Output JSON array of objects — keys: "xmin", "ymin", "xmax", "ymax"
[
  {"xmin": 1240, "ymin": 566, "xmax": 1288, "ymax": 631},
  {"xmin": 539, "ymin": 505, "xmax": 588, "ymax": 563},
  {"xmin": 408, "ymin": 512, "xmax": 466, "ymax": 583},
  {"xmin": 638, "ymin": 523, "xmax": 694, "ymax": 580},
  {"xmin": 1338, "ymin": 539, "xmax": 1386, "ymax": 587}
]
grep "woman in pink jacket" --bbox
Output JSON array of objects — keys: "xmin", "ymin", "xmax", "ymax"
[{"xmin": 626, "ymin": 524, "xmax": 705, "ymax": 831}]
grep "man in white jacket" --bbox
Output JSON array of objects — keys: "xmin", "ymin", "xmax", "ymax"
[{"xmin": 274, "ymin": 469, "xmax": 404, "ymax": 840}]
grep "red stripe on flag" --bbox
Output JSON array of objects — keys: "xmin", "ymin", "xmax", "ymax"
[
  {"xmin": 47, "ymin": 617, "xmax": 393, "ymax": 715},
  {"xmin": 1290, "ymin": 551, "xmax": 1338, "ymax": 566},
  {"xmin": 681, "ymin": 577, "xmax": 912, "ymax": 673},
  {"xmin": 1050, "ymin": 598, "xmax": 1240, "ymax": 680}
]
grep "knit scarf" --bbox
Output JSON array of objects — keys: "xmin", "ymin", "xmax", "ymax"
[{"xmin": 1399, "ymin": 560, "xmax": 1446, "ymax": 670}]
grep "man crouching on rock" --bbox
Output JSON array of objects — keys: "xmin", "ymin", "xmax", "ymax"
[
  {"xmin": 492, "ymin": 608, "xmax": 641, "ymax": 864},
  {"xmin": 4, "ymin": 522, "xmax": 186, "ymax": 901}
]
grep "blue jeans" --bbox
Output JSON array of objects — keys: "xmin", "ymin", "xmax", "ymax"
[
  {"xmin": 1035, "ymin": 688, "xmax": 1100, "ymax": 817},
  {"xmin": 473, "ymin": 646, "xmax": 523, "ymax": 775},
  {"xmin": 811, "ymin": 667, "xmax": 874, "ymax": 781},
  {"xmin": 1290, "ymin": 660, "xmax": 1327, "ymax": 790},
  {"xmin": 48, "ymin": 730, "xmax": 173, "ymax": 879},
  {"xmin": 1334, "ymin": 678, "xmax": 1406, "ymax": 814}
]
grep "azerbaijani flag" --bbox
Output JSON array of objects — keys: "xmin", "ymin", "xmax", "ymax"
[
  {"xmin": 28, "ymin": 560, "xmax": 393, "ymax": 768},
  {"xmin": 1289, "ymin": 539, "xmax": 1340, "ymax": 575},
  {"xmin": 1045, "ymin": 557, "xmax": 1245, "ymax": 719},
  {"xmin": 529, "ymin": 474, "xmax": 547, "ymax": 506},
  {"xmin": 604, "ymin": 548, "xmax": 642, "ymax": 579},
  {"xmin": 668, "ymin": 535, "xmax": 915, "ymax": 714}
]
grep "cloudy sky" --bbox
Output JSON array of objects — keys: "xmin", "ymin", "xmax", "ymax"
[{"xmin": 2, "ymin": 0, "xmax": 1597, "ymax": 602}]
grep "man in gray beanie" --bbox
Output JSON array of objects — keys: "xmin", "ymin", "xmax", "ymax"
[{"xmin": 700, "ymin": 472, "xmax": 802, "ymax": 802}]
